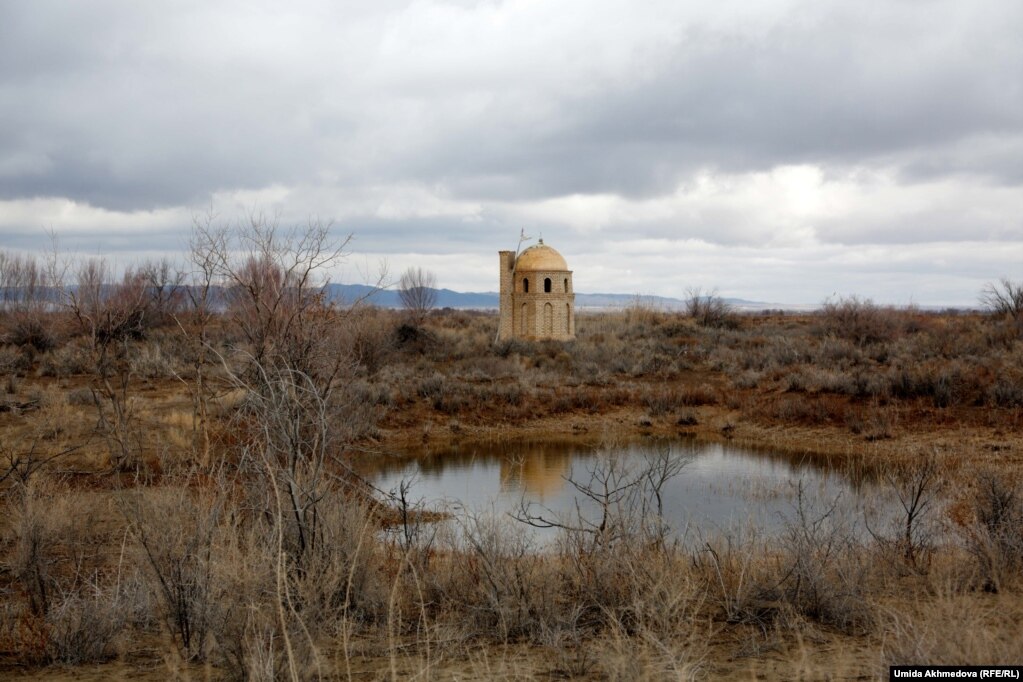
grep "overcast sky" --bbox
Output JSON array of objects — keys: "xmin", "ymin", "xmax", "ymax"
[{"xmin": 2, "ymin": 0, "xmax": 1022, "ymax": 305}]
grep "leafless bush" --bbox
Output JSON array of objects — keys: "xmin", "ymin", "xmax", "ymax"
[
  {"xmin": 595, "ymin": 629, "xmax": 706, "ymax": 681},
  {"xmin": 346, "ymin": 307, "xmax": 396, "ymax": 375},
  {"xmin": 9, "ymin": 482, "xmax": 62, "ymax": 618},
  {"xmin": 980, "ymin": 278, "xmax": 1023, "ymax": 320},
  {"xmin": 964, "ymin": 470, "xmax": 1023, "ymax": 592},
  {"xmin": 775, "ymin": 483, "xmax": 874, "ymax": 633},
  {"xmin": 434, "ymin": 511, "xmax": 556, "ymax": 641},
  {"xmin": 819, "ymin": 295, "xmax": 901, "ymax": 346},
  {"xmin": 0, "ymin": 479, "xmax": 132, "ymax": 665},
  {"xmin": 0, "ymin": 251, "xmax": 57, "ymax": 351},
  {"xmin": 684, "ymin": 287, "xmax": 737, "ymax": 328},
  {"xmin": 36, "ymin": 340, "xmax": 92, "ymax": 377},
  {"xmin": 195, "ymin": 214, "xmax": 357, "ymax": 381},
  {"xmin": 698, "ymin": 530, "xmax": 776, "ymax": 627},
  {"xmin": 507, "ymin": 447, "xmax": 691, "ymax": 635},
  {"xmin": 128, "ymin": 341, "xmax": 176, "ymax": 379},
  {"xmin": 398, "ymin": 266, "xmax": 438, "ymax": 325},
  {"xmin": 987, "ymin": 370, "xmax": 1023, "ymax": 407},
  {"xmin": 866, "ymin": 451, "xmax": 947, "ymax": 571},
  {"xmin": 0, "ymin": 344, "xmax": 31, "ymax": 375},
  {"xmin": 43, "ymin": 584, "xmax": 128, "ymax": 664},
  {"xmin": 119, "ymin": 482, "xmax": 224, "ymax": 662},
  {"xmin": 640, "ymin": 387, "xmax": 682, "ymax": 416}
]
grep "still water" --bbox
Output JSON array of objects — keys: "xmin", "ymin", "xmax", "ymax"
[{"xmin": 370, "ymin": 439, "xmax": 882, "ymax": 539}]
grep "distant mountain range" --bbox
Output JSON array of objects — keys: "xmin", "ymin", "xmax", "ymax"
[{"xmin": 323, "ymin": 284, "xmax": 812, "ymax": 312}]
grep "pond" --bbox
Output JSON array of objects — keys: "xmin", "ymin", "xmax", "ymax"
[{"xmin": 370, "ymin": 438, "xmax": 887, "ymax": 541}]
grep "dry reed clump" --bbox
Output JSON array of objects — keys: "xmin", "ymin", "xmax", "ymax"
[
  {"xmin": 1, "ymin": 479, "xmax": 132, "ymax": 665},
  {"xmin": 757, "ymin": 395, "xmax": 846, "ymax": 426},
  {"xmin": 127, "ymin": 341, "xmax": 179, "ymax": 380},
  {"xmin": 845, "ymin": 403, "xmax": 898, "ymax": 440},
  {"xmin": 881, "ymin": 591, "xmax": 1023, "ymax": 669},
  {"xmin": 421, "ymin": 513, "xmax": 563, "ymax": 642},
  {"xmin": 107, "ymin": 462, "xmax": 389, "ymax": 678},
  {"xmin": 591, "ymin": 618, "xmax": 708, "ymax": 681},
  {"xmin": 697, "ymin": 489, "xmax": 876, "ymax": 636},
  {"xmin": 641, "ymin": 385, "xmax": 719, "ymax": 416}
]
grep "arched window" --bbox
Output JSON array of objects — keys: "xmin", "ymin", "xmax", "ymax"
[
  {"xmin": 543, "ymin": 302, "xmax": 553, "ymax": 335},
  {"xmin": 520, "ymin": 303, "xmax": 528, "ymax": 334},
  {"xmin": 566, "ymin": 303, "xmax": 571, "ymax": 333},
  {"xmin": 544, "ymin": 277, "xmax": 552, "ymax": 293},
  {"xmin": 564, "ymin": 278, "xmax": 569, "ymax": 292},
  {"xmin": 522, "ymin": 277, "xmax": 529, "ymax": 293}
]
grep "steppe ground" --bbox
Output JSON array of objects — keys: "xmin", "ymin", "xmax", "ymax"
[{"xmin": 2, "ymin": 262, "xmax": 1023, "ymax": 680}]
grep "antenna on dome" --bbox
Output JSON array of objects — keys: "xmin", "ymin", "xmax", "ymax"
[{"xmin": 515, "ymin": 228, "xmax": 533, "ymax": 258}]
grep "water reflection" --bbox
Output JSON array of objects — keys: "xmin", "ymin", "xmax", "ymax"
[
  {"xmin": 371, "ymin": 438, "xmax": 876, "ymax": 536},
  {"xmin": 498, "ymin": 447, "xmax": 572, "ymax": 498}
]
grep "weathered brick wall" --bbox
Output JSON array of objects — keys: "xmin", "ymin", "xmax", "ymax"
[
  {"xmin": 498, "ymin": 251, "xmax": 515, "ymax": 340},
  {"xmin": 509, "ymin": 268, "xmax": 575, "ymax": 340}
]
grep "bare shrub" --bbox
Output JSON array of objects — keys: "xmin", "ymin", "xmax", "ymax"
[
  {"xmin": 0, "ymin": 344, "xmax": 31, "ymax": 375},
  {"xmin": 196, "ymin": 214, "xmax": 356, "ymax": 379},
  {"xmin": 980, "ymin": 278, "xmax": 1023, "ymax": 320},
  {"xmin": 398, "ymin": 266, "xmax": 438, "ymax": 325},
  {"xmin": 510, "ymin": 447, "xmax": 691, "ymax": 635},
  {"xmin": 594, "ymin": 618, "xmax": 707, "ymax": 681},
  {"xmin": 684, "ymin": 287, "xmax": 736, "ymax": 329},
  {"xmin": 119, "ymin": 482, "xmax": 224, "ymax": 662},
  {"xmin": 7, "ymin": 482, "xmax": 108, "ymax": 612},
  {"xmin": 0, "ymin": 479, "xmax": 130, "ymax": 664},
  {"xmin": 819, "ymin": 295, "xmax": 901, "ymax": 346},
  {"xmin": 347, "ymin": 307, "xmax": 396, "ymax": 375},
  {"xmin": 641, "ymin": 387, "xmax": 689, "ymax": 416},
  {"xmin": 677, "ymin": 385, "xmax": 718, "ymax": 406},
  {"xmin": 36, "ymin": 340, "xmax": 92, "ymax": 377},
  {"xmin": 963, "ymin": 471, "xmax": 1023, "ymax": 592},
  {"xmin": 434, "ymin": 511, "xmax": 556, "ymax": 641},
  {"xmin": 731, "ymin": 370, "xmax": 762, "ymax": 389},
  {"xmin": 9, "ymin": 482, "xmax": 62, "ymax": 618},
  {"xmin": 866, "ymin": 451, "xmax": 947, "ymax": 571},
  {"xmin": 128, "ymin": 341, "xmax": 176, "ymax": 379},
  {"xmin": 774, "ymin": 483, "xmax": 874, "ymax": 633},
  {"xmin": 205, "ymin": 510, "xmax": 324, "ymax": 681},
  {"xmin": 134, "ymin": 257, "xmax": 187, "ymax": 329},
  {"xmin": 0, "ymin": 251, "xmax": 56, "ymax": 351},
  {"xmin": 987, "ymin": 370, "xmax": 1023, "ymax": 407},
  {"xmin": 698, "ymin": 530, "xmax": 777, "ymax": 627},
  {"xmin": 44, "ymin": 584, "xmax": 128, "ymax": 664},
  {"xmin": 56, "ymin": 258, "xmax": 164, "ymax": 469}
]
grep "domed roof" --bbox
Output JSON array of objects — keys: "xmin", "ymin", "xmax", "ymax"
[{"xmin": 515, "ymin": 239, "xmax": 568, "ymax": 271}]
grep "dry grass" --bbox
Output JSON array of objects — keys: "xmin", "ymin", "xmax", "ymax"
[
  {"xmin": 2, "ymin": 272, "xmax": 1023, "ymax": 677},
  {"xmin": 3, "ymin": 460, "xmax": 1021, "ymax": 678}
]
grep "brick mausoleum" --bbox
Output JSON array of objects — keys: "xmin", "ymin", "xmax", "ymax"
[{"xmin": 498, "ymin": 240, "xmax": 575, "ymax": 341}]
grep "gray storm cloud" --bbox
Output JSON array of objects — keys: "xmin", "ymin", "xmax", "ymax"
[{"xmin": 0, "ymin": 0, "xmax": 1021, "ymax": 304}]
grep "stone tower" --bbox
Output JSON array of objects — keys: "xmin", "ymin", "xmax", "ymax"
[{"xmin": 498, "ymin": 239, "xmax": 575, "ymax": 341}]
